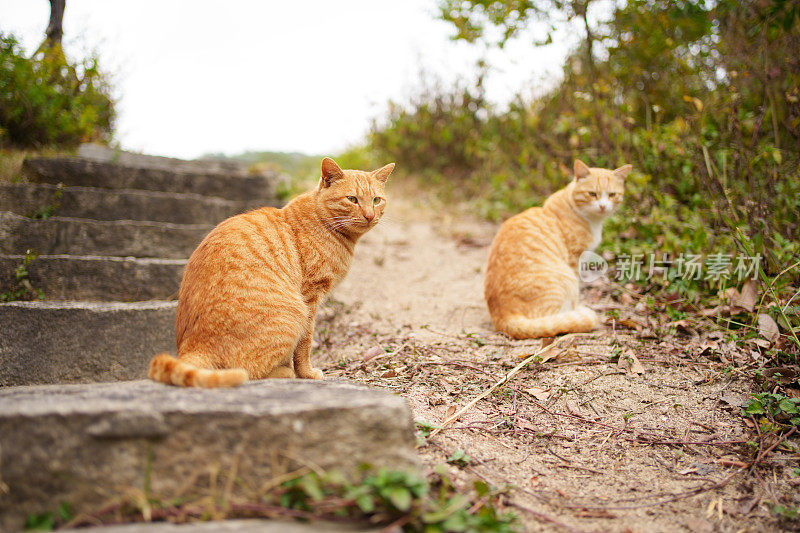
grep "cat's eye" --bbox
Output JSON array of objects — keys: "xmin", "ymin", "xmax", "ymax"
[
  {"xmin": 609, "ymin": 193, "xmax": 617, "ymax": 198},
  {"xmin": 373, "ymin": 197, "xmax": 382, "ymax": 205},
  {"xmin": 346, "ymin": 196, "xmax": 358, "ymax": 204},
  {"xmin": 588, "ymin": 192, "xmax": 598, "ymax": 198}
]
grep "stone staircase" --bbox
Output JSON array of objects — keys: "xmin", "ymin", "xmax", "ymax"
[
  {"xmin": 0, "ymin": 146, "xmax": 281, "ymax": 386},
  {"xmin": 0, "ymin": 147, "xmax": 417, "ymax": 531}
]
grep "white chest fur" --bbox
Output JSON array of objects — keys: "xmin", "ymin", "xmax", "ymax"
[{"xmin": 588, "ymin": 220, "xmax": 603, "ymax": 251}]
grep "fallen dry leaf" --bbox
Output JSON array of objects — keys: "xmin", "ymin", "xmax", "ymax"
[
  {"xmin": 620, "ymin": 293, "xmax": 635, "ymax": 305},
  {"xmin": 555, "ymin": 348, "xmax": 585, "ymax": 362},
  {"xmin": 441, "ymin": 377, "xmax": 460, "ymax": 395},
  {"xmin": 698, "ymin": 340, "xmax": 719, "ymax": 356},
  {"xmin": 516, "ymin": 418, "xmax": 537, "ymax": 431},
  {"xmin": 380, "ymin": 369, "xmax": 398, "ymax": 378},
  {"xmin": 617, "ymin": 349, "xmax": 645, "ymax": 375},
  {"xmin": 565, "ymin": 400, "xmax": 587, "ymax": 417},
  {"xmin": 616, "ymin": 318, "xmax": 644, "ymax": 331},
  {"xmin": 525, "ymin": 386, "xmax": 551, "ymax": 402},
  {"xmin": 735, "ymin": 279, "xmax": 758, "ymax": 312},
  {"xmin": 671, "ymin": 319, "xmax": 700, "ymax": 340},
  {"xmin": 715, "ymin": 459, "xmax": 749, "ymax": 468},
  {"xmin": 444, "ymin": 404, "xmax": 457, "ymax": 418},
  {"xmin": 761, "ymin": 366, "xmax": 800, "ymax": 384},
  {"xmin": 362, "ymin": 345, "xmax": 385, "ymax": 362},
  {"xmin": 720, "ymin": 287, "xmax": 739, "ymax": 308},
  {"xmin": 639, "ymin": 328, "xmax": 658, "ymax": 339},
  {"xmin": 757, "ymin": 313, "xmax": 780, "ymax": 343},
  {"xmin": 751, "ymin": 338, "xmax": 773, "ymax": 350},
  {"xmin": 519, "ymin": 339, "xmax": 572, "ymax": 363}
]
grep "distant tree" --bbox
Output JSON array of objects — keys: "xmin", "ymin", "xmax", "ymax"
[
  {"xmin": 437, "ymin": 0, "xmax": 600, "ymax": 71},
  {"xmin": 35, "ymin": 0, "xmax": 66, "ymax": 58},
  {"xmin": 45, "ymin": 0, "xmax": 66, "ymax": 47}
]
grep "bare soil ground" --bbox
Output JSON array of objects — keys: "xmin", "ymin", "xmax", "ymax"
[{"xmin": 314, "ymin": 190, "xmax": 799, "ymax": 532}]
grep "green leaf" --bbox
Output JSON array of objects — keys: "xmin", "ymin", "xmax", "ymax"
[
  {"xmin": 744, "ymin": 401, "xmax": 765, "ymax": 415},
  {"xmin": 57, "ymin": 502, "xmax": 72, "ymax": 522},
  {"xmin": 299, "ymin": 475, "xmax": 324, "ymax": 500},
  {"xmin": 24, "ymin": 511, "xmax": 54, "ymax": 531},
  {"xmin": 385, "ymin": 486, "xmax": 413, "ymax": 511},
  {"xmin": 356, "ymin": 494, "xmax": 375, "ymax": 513},
  {"xmin": 440, "ymin": 512, "xmax": 469, "ymax": 531},
  {"xmin": 473, "ymin": 480, "xmax": 491, "ymax": 497},
  {"xmin": 779, "ymin": 398, "xmax": 799, "ymax": 414}
]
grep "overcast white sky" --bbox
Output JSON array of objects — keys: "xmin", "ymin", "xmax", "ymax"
[{"xmin": 1, "ymin": 0, "xmax": 574, "ymax": 159}]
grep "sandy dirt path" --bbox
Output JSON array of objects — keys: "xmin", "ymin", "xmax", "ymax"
[{"xmin": 314, "ymin": 194, "xmax": 792, "ymax": 532}]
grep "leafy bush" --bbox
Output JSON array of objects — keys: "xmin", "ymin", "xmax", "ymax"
[
  {"xmin": 0, "ymin": 33, "xmax": 115, "ymax": 148},
  {"xmin": 277, "ymin": 467, "xmax": 517, "ymax": 532},
  {"xmin": 743, "ymin": 392, "xmax": 800, "ymax": 432}
]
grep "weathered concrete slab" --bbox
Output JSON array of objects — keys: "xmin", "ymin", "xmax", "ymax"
[
  {"xmin": 0, "ymin": 254, "xmax": 185, "ymax": 301},
  {"xmin": 22, "ymin": 156, "xmax": 286, "ymax": 203},
  {"xmin": 0, "ymin": 379, "xmax": 418, "ymax": 532},
  {"xmin": 63, "ymin": 519, "xmax": 376, "ymax": 532},
  {"xmin": 0, "ymin": 212, "xmax": 210, "ymax": 258},
  {"xmin": 0, "ymin": 182, "xmax": 253, "ymax": 224},
  {"xmin": 0, "ymin": 300, "xmax": 176, "ymax": 386}
]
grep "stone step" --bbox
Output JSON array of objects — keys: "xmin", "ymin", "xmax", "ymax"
[
  {"xmin": 0, "ymin": 254, "xmax": 184, "ymax": 301},
  {"xmin": 0, "ymin": 379, "xmax": 418, "ymax": 532},
  {"xmin": 0, "ymin": 212, "xmax": 210, "ymax": 258},
  {"xmin": 0, "ymin": 182, "xmax": 253, "ymax": 225},
  {"xmin": 78, "ymin": 143, "xmax": 249, "ymax": 175},
  {"xmin": 23, "ymin": 156, "xmax": 287, "ymax": 203},
  {"xmin": 0, "ymin": 300, "xmax": 176, "ymax": 386}
]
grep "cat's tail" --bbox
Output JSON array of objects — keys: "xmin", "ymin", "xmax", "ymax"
[
  {"xmin": 494, "ymin": 307, "xmax": 599, "ymax": 339},
  {"xmin": 148, "ymin": 353, "xmax": 248, "ymax": 388}
]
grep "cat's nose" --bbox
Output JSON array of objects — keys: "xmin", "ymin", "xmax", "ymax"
[{"xmin": 364, "ymin": 212, "xmax": 375, "ymax": 222}]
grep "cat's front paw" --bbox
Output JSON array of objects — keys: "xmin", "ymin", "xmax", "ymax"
[{"xmin": 299, "ymin": 367, "xmax": 324, "ymax": 380}]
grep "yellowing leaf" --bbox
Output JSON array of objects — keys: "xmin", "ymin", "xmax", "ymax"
[{"xmin": 683, "ymin": 94, "xmax": 703, "ymax": 112}]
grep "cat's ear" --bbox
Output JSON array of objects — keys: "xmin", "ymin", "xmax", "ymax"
[
  {"xmin": 613, "ymin": 164, "xmax": 633, "ymax": 180},
  {"xmin": 371, "ymin": 162, "xmax": 395, "ymax": 183},
  {"xmin": 320, "ymin": 157, "xmax": 345, "ymax": 187},
  {"xmin": 574, "ymin": 159, "xmax": 591, "ymax": 180}
]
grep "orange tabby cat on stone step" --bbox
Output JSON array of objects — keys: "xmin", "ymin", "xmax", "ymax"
[
  {"xmin": 484, "ymin": 160, "xmax": 631, "ymax": 339},
  {"xmin": 149, "ymin": 157, "xmax": 395, "ymax": 387}
]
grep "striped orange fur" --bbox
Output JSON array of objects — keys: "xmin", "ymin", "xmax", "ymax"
[
  {"xmin": 484, "ymin": 160, "xmax": 631, "ymax": 339},
  {"xmin": 149, "ymin": 157, "xmax": 395, "ymax": 387}
]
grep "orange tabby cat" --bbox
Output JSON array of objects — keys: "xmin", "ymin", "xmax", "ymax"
[
  {"xmin": 484, "ymin": 160, "xmax": 631, "ymax": 339},
  {"xmin": 149, "ymin": 157, "xmax": 394, "ymax": 387}
]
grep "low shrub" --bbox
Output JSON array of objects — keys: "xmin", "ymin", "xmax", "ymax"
[{"xmin": 0, "ymin": 33, "xmax": 115, "ymax": 148}]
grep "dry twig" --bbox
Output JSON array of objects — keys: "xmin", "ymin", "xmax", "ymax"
[{"xmin": 429, "ymin": 334, "xmax": 586, "ymax": 437}]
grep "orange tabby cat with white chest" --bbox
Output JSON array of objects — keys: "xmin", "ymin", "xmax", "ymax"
[
  {"xmin": 149, "ymin": 158, "xmax": 394, "ymax": 387},
  {"xmin": 485, "ymin": 160, "xmax": 631, "ymax": 339}
]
